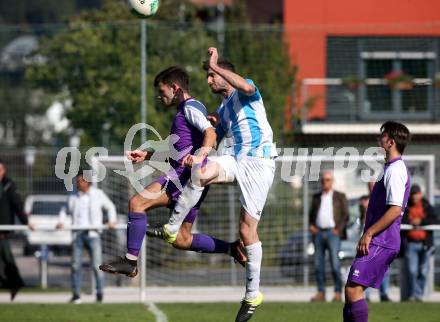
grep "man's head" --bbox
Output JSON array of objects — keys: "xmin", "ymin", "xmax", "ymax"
[
  {"xmin": 320, "ymin": 170, "xmax": 334, "ymax": 192},
  {"xmin": 0, "ymin": 159, "xmax": 5, "ymax": 181},
  {"xmin": 76, "ymin": 170, "xmax": 91, "ymax": 193},
  {"xmin": 203, "ymin": 59, "xmax": 235, "ymax": 95},
  {"xmin": 410, "ymin": 184, "xmax": 423, "ymax": 204},
  {"xmin": 154, "ymin": 66, "xmax": 189, "ymax": 106},
  {"xmin": 378, "ymin": 121, "xmax": 411, "ymax": 155}
]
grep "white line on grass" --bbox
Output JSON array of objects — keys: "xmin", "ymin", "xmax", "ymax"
[{"xmin": 146, "ymin": 302, "xmax": 168, "ymax": 322}]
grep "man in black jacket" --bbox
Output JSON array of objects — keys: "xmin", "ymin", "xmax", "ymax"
[
  {"xmin": 0, "ymin": 159, "xmax": 33, "ymax": 301},
  {"xmin": 401, "ymin": 184, "xmax": 437, "ymax": 301}
]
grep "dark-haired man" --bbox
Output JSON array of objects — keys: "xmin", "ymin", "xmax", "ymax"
[
  {"xmin": 100, "ymin": 66, "xmax": 246, "ymax": 277},
  {"xmin": 0, "ymin": 159, "xmax": 33, "ymax": 301},
  {"xmin": 149, "ymin": 49, "xmax": 277, "ymax": 322},
  {"xmin": 343, "ymin": 121, "xmax": 411, "ymax": 322}
]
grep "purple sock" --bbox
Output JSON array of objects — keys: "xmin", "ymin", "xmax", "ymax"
[
  {"xmin": 190, "ymin": 234, "xmax": 230, "ymax": 254},
  {"xmin": 344, "ymin": 299, "xmax": 368, "ymax": 322},
  {"xmin": 126, "ymin": 212, "xmax": 147, "ymax": 257}
]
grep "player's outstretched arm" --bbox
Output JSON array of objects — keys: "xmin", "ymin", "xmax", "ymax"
[{"xmin": 207, "ymin": 47, "xmax": 256, "ymax": 96}]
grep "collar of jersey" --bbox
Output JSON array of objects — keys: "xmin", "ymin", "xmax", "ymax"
[
  {"xmin": 176, "ymin": 97, "xmax": 194, "ymax": 110},
  {"xmin": 385, "ymin": 156, "xmax": 402, "ymax": 165}
]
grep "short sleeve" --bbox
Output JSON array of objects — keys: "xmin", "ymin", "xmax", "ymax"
[
  {"xmin": 239, "ymin": 79, "xmax": 261, "ymax": 102},
  {"xmin": 384, "ymin": 163, "xmax": 408, "ymax": 207},
  {"xmin": 184, "ymin": 100, "xmax": 214, "ymax": 133}
]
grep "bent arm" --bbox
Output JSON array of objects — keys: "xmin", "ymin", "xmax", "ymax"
[
  {"xmin": 210, "ymin": 63, "xmax": 256, "ymax": 96},
  {"xmin": 197, "ymin": 127, "xmax": 217, "ymax": 159},
  {"xmin": 364, "ymin": 205, "xmax": 402, "ymax": 237}
]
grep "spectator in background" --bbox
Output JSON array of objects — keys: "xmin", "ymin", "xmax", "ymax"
[
  {"xmin": 402, "ymin": 184, "xmax": 437, "ymax": 302},
  {"xmin": 0, "ymin": 159, "xmax": 34, "ymax": 301},
  {"xmin": 57, "ymin": 170, "xmax": 117, "ymax": 304},
  {"xmin": 309, "ymin": 170, "xmax": 349, "ymax": 302},
  {"xmin": 359, "ymin": 193, "xmax": 391, "ymax": 302}
]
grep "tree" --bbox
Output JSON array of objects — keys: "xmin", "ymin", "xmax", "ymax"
[
  {"xmin": 26, "ymin": 0, "xmax": 296, "ymax": 148},
  {"xmin": 27, "ymin": 0, "xmax": 215, "ymax": 148}
]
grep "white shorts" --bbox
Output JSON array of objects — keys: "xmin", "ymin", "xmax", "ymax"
[{"xmin": 213, "ymin": 155, "xmax": 275, "ymax": 221}]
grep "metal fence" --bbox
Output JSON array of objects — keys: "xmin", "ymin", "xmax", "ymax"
[{"xmin": 2, "ymin": 149, "xmax": 439, "ymax": 292}]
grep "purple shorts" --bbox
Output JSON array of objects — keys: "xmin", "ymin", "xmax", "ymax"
[
  {"xmin": 347, "ymin": 243, "xmax": 398, "ymax": 289},
  {"xmin": 154, "ymin": 171, "xmax": 209, "ymax": 224}
]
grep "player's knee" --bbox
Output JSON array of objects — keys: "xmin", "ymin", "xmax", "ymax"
[
  {"xmin": 345, "ymin": 284, "xmax": 362, "ymax": 302},
  {"xmin": 191, "ymin": 168, "xmax": 210, "ymax": 186},
  {"xmin": 129, "ymin": 195, "xmax": 150, "ymax": 212},
  {"xmin": 199, "ymin": 178, "xmax": 210, "ymax": 187},
  {"xmin": 173, "ymin": 231, "xmax": 192, "ymax": 250}
]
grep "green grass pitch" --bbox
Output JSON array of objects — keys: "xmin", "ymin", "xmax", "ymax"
[{"xmin": 1, "ymin": 302, "xmax": 439, "ymax": 322}]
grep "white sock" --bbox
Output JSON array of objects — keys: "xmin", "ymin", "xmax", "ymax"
[
  {"xmin": 167, "ymin": 182, "xmax": 204, "ymax": 234},
  {"xmin": 125, "ymin": 253, "xmax": 138, "ymax": 261},
  {"xmin": 244, "ymin": 241, "xmax": 262, "ymax": 300}
]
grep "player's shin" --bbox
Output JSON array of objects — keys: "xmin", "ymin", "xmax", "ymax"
[
  {"xmin": 167, "ymin": 182, "xmax": 204, "ymax": 234},
  {"xmin": 244, "ymin": 241, "xmax": 262, "ymax": 300},
  {"xmin": 190, "ymin": 234, "xmax": 230, "ymax": 253},
  {"xmin": 126, "ymin": 212, "xmax": 148, "ymax": 260}
]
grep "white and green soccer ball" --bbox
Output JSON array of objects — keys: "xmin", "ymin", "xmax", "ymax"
[{"xmin": 128, "ymin": 0, "xmax": 159, "ymax": 18}]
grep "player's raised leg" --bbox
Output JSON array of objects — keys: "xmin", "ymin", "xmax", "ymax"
[
  {"xmin": 164, "ymin": 159, "xmax": 226, "ymax": 235},
  {"xmin": 147, "ymin": 161, "xmax": 247, "ymax": 266},
  {"xmin": 146, "ymin": 158, "xmax": 229, "ymax": 243},
  {"xmin": 99, "ymin": 181, "xmax": 170, "ymax": 277}
]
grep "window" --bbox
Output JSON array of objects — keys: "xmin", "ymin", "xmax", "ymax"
[
  {"xmin": 365, "ymin": 59, "xmax": 393, "ymax": 112},
  {"xmin": 401, "ymin": 59, "xmax": 428, "ymax": 113},
  {"xmin": 360, "ymin": 51, "xmax": 434, "ymax": 119}
]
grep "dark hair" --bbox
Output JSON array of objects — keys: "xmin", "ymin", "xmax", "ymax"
[
  {"xmin": 0, "ymin": 159, "xmax": 4, "ymax": 166},
  {"xmin": 410, "ymin": 184, "xmax": 422, "ymax": 196},
  {"xmin": 153, "ymin": 66, "xmax": 189, "ymax": 91},
  {"xmin": 202, "ymin": 58, "xmax": 235, "ymax": 72},
  {"xmin": 76, "ymin": 169, "xmax": 91, "ymax": 184},
  {"xmin": 380, "ymin": 121, "xmax": 411, "ymax": 154}
]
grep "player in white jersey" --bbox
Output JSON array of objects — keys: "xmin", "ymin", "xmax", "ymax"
[{"xmin": 147, "ymin": 47, "xmax": 277, "ymax": 322}]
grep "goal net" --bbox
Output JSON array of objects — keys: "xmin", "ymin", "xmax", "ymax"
[{"xmin": 93, "ymin": 153, "xmax": 435, "ymax": 291}]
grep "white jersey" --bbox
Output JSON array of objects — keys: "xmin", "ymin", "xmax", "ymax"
[{"xmin": 216, "ymin": 79, "xmax": 277, "ymax": 158}]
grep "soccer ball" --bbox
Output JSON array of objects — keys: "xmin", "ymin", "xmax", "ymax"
[{"xmin": 128, "ymin": 0, "xmax": 159, "ymax": 18}]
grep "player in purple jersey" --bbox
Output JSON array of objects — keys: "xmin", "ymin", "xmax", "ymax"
[
  {"xmin": 99, "ymin": 66, "xmax": 246, "ymax": 277},
  {"xmin": 343, "ymin": 121, "xmax": 411, "ymax": 322}
]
